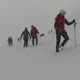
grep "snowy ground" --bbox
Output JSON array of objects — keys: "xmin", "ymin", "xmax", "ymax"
[
  {"xmin": 0, "ymin": 0, "xmax": 80, "ymax": 80},
  {"xmin": 0, "ymin": 33, "xmax": 80, "ymax": 80}
]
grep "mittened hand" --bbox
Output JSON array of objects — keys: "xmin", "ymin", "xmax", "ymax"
[
  {"xmin": 73, "ymin": 19, "xmax": 75, "ymax": 23},
  {"xmin": 72, "ymin": 19, "xmax": 76, "ymax": 27},
  {"xmin": 38, "ymin": 32, "xmax": 39, "ymax": 34},
  {"xmin": 74, "ymin": 22, "xmax": 77, "ymax": 28}
]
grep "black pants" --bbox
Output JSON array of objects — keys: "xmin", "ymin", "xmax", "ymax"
[
  {"xmin": 32, "ymin": 36, "xmax": 38, "ymax": 46},
  {"xmin": 23, "ymin": 39, "xmax": 28, "ymax": 47},
  {"xmin": 56, "ymin": 30, "xmax": 69, "ymax": 51}
]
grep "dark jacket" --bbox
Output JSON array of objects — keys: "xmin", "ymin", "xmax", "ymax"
[{"xmin": 21, "ymin": 29, "xmax": 30, "ymax": 40}]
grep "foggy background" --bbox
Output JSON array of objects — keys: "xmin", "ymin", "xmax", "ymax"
[{"xmin": 0, "ymin": 0, "xmax": 80, "ymax": 45}]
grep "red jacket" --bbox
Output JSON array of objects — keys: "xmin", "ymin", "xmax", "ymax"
[
  {"xmin": 31, "ymin": 26, "xmax": 39, "ymax": 37},
  {"xmin": 55, "ymin": 14, "xmax": 75, "ymax": 32},
  {"xmin": 55, "ymin": 14, "xmax": 66, "ymax": 32}
]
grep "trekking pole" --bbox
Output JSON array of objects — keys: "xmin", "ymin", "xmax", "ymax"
[
  {"xmin": 48, "ymin": 32, "xmax": 55, "ymax": 47},
  {"xmin": 69, "ymin": 38, "xmax": 75, "ymax": 44},
  {"xmin": 74, "ymin": 22, "xmax": 77, "ymax": 46}
]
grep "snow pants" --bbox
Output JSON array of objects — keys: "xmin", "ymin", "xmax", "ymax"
[
  {"xmin": 23, "ymin": 38, "xmax": 28, "ymax": 47},
  {"xmin": 56, "ymin": 30, "xmax": 69, "ymax": 51},
  {"xmin": 32, "ymin": 36, "xmax": 38, "ymax": 46}
]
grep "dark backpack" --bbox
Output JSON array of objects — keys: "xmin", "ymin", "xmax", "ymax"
[{"xmin": 54, "ymin": 20, "xmax": 60, "ymax": 29}]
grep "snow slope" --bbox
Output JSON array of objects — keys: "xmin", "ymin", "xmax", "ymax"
[{"xmin": 0, "ymin": 33, "xmax": 80, "ymax": 80}]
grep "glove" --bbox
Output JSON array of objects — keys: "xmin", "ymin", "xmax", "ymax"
[
  {"xmin": 72, "ymin": 19, "xmax": 75, "ymax": 23},
  {"xmin": 38, "ymin": 32, "xmax": 39, "ymax": 34},
  {"xmin": 73, "ymin": 20, "xmax": 77, "ymax": 28}
]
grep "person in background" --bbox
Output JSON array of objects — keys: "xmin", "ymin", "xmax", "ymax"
[
  {"xmin": 7, "ymin": 36, "xmax": 13, "ymax": 46},
  {"xmin": 31, "ymin": 25, "xmax": 39, "ymax": 46},
  {"xmin": 20, "ymin": 27, "xmax": 31, "ymax": 47}
]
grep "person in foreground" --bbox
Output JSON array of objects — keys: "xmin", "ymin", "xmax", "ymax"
[{"xmin": 54, "ymin": 9, "xmax": 76, "ymax": 52}]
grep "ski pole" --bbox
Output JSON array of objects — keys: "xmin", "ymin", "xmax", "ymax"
[
  {"xmin": 48, "ymin": 32, "xmax": 55, "ymax": 47},
  {"xmin": 74, "ymin": 22, "xmax": 77, "ymax": 46}
]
